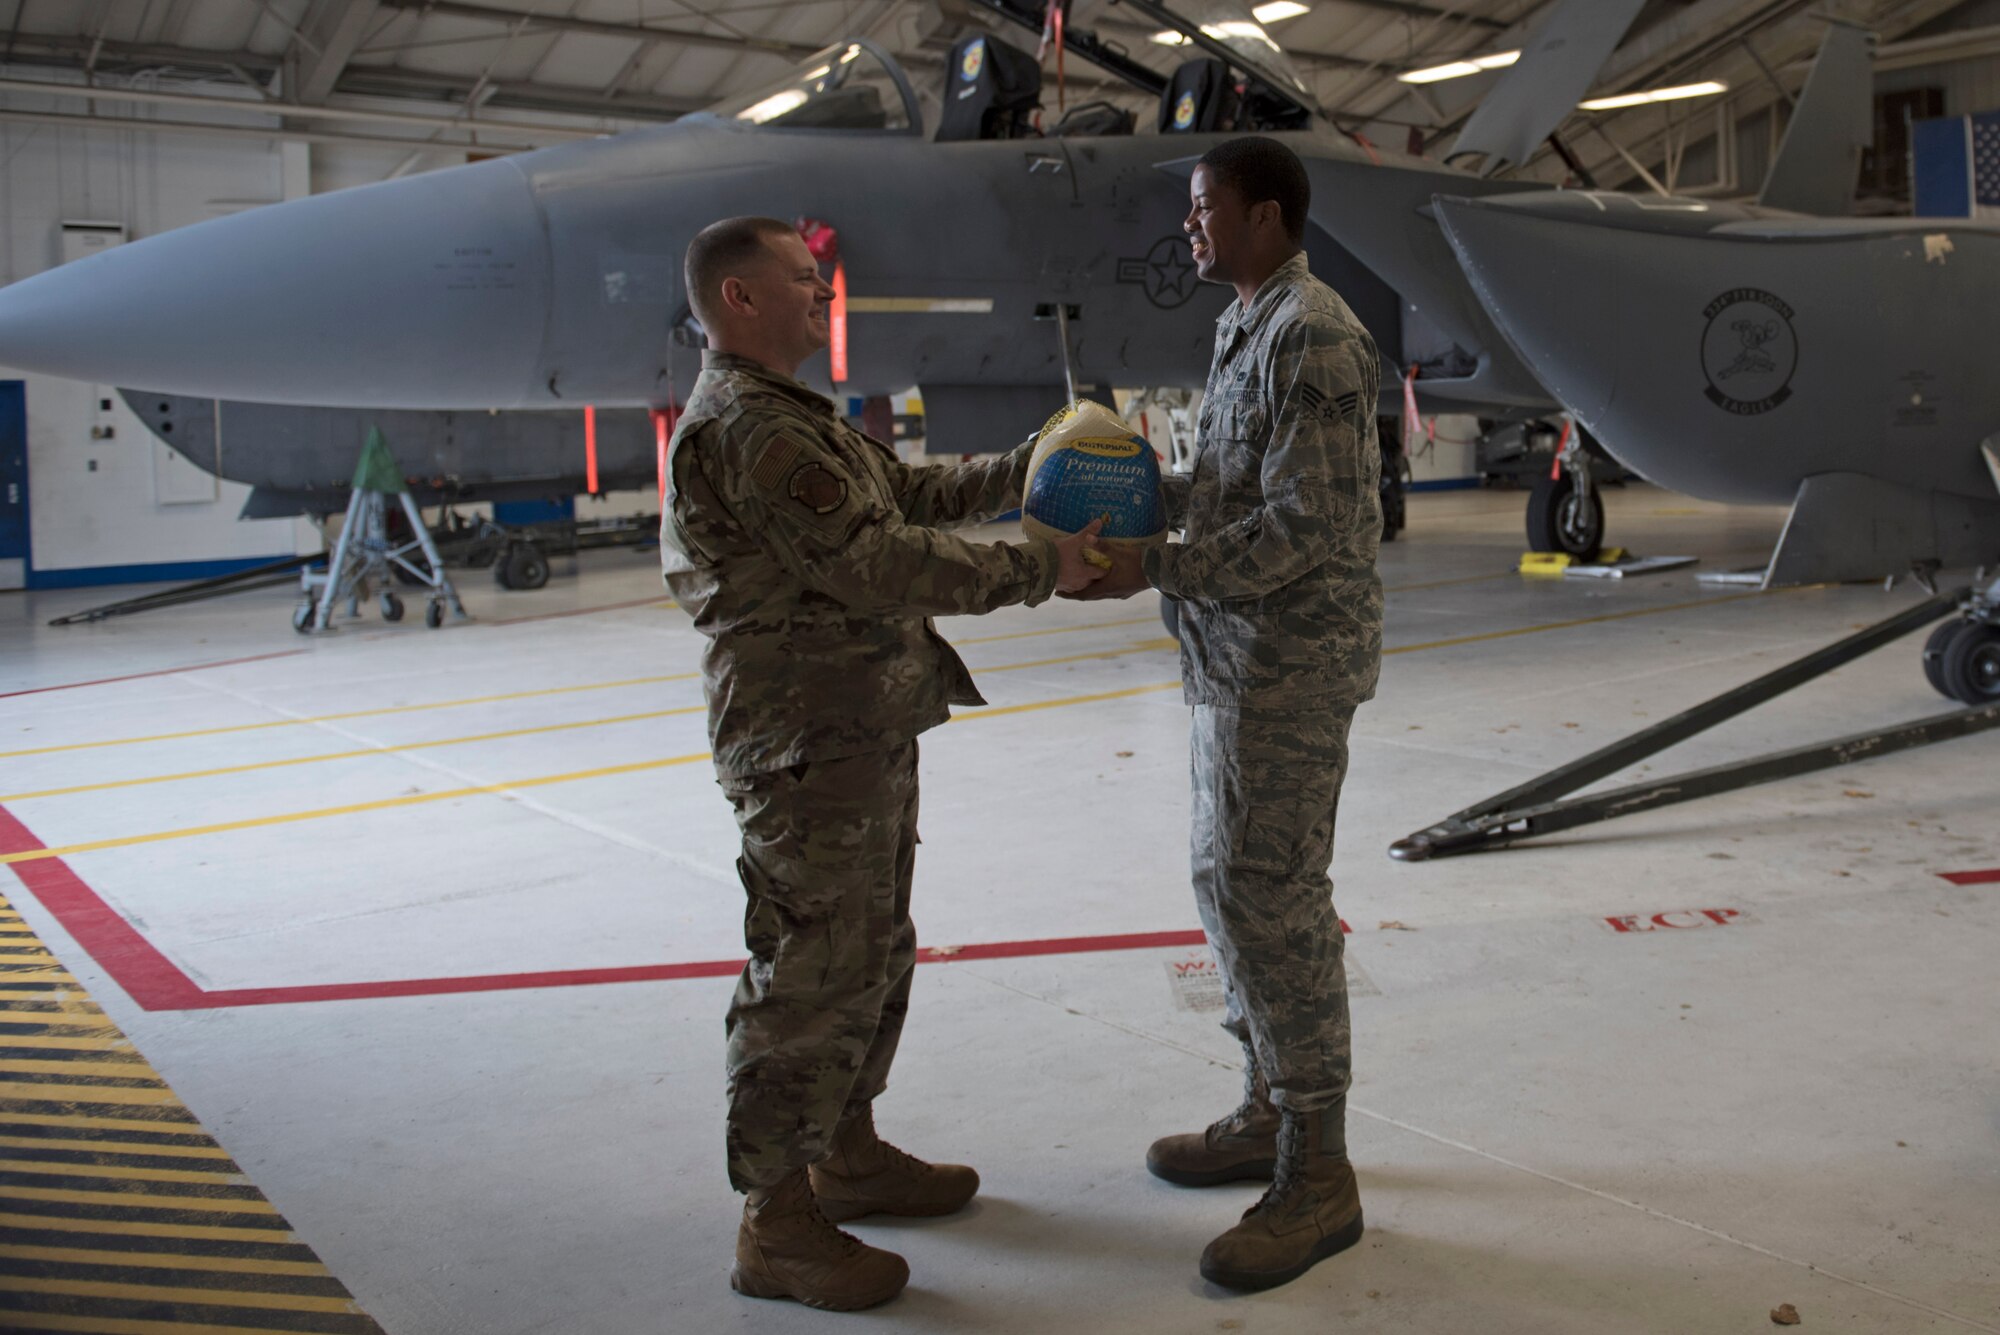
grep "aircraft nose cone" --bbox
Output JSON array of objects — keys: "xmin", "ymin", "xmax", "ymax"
[{"xmin": 0, "ymin": 158, "xmax": 551, "ymax": 408}]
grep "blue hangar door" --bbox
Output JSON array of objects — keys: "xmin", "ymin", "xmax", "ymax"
[{"xmin": 0, "ymin": 382, "xmax": 25, "ymax": 591}]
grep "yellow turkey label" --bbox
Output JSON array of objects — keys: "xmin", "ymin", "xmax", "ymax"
[{"xmin": 1067, "ymin": 436, "xmax": 1143, "ymax": 458}]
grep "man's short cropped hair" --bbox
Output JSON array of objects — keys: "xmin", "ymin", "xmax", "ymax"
[
  {"xmin": 1196, "ymin": 137, "xmax": 1310, "ymax": 245},
  {"xmin": 685, "ymin": 216, "xmax": 796, "ymax": 330}
]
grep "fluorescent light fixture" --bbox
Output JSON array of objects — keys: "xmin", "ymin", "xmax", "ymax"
[
  {"xmin": 802, "ymin": 65, "xmax": 831, "ymax": 81},
  {"xmin": 1398, "ymin": 49, "xmax": 1519, "ymax": 83},
  {"xmin": 738, "ymin": 89, "xmax": 809, "ymax": 123},
  {"xmin": 1579, "ymin": 80, "xmax": 1728, "ymax": 110},
  {"xmin": 1253, "ymin": 1, "xmax": 1310, "ymax": 20},
  {"xmin": 1152, "ymin": 20, "xmax": 1279, "ymax": 48}
]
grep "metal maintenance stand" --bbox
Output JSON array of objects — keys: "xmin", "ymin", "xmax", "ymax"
[
  {"xmin": 1389, "ymin": 582, "xmax": 2000, "ymax": 861},
  {"xmin": 295, "ymin": 428, "xmax": 466, "ymax": 634}
]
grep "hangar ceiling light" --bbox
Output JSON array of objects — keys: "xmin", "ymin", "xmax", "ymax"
[
  {"xmin": 1579, "ymin": 80, "xmax": 1728, "ymax": 110},
  {"xmin": 1397, "ymin": 50, "xmax": 1520, "ymax": 83}
]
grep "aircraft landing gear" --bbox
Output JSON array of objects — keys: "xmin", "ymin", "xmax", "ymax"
[
  {"xmin": 1379, "ymin": 427, "xmax": 1408, "ymax": 543},
  {"xmin": 1526, "ymin": 421, "xmax": 1603, "ymax": 557},
  {"xmin": 1923, "ymin": 576, "xmax": 2000, "ymax": 705}
]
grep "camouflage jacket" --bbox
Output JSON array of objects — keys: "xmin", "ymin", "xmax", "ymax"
[
  {"xmin": 661, "ymin": 351, "xmax": 1057, "ymax": 779},
  {"xmin": 1146, "ymin": 252, "xmax": 1384, "ymax": 708}
]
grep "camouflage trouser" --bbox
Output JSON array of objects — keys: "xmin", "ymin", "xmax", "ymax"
[
  {"xmin": 717, "ymin": 743, "xmax": 919, "ymax": 1193},
  {"xmin": 1189, "ymin": 704, "xmax": 1354, "ymax": 1116}
]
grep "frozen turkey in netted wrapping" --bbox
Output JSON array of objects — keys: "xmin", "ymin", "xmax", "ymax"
[{"xmin": 1019, "ymin": 399, "xmax": 1166, "ymax": 551}]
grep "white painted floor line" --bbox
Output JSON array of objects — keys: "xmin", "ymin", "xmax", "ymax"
[
  {"xmin": 179, "ymin": 674, "xmax": 737, "ymax": 887},
  {"xmin": 971, "ymin": 968, "xmax": 2000, "ymax": 1333}
]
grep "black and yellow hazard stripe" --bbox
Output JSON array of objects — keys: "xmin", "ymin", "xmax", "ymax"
[{"xmin": 0, "ymin": 892, "xmax": 385, "ymax": 1334}]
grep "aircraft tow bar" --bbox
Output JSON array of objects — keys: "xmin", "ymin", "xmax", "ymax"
[{"xmin": 1388, "ymin": 586, "xmax": 2000, "ymax": 861}]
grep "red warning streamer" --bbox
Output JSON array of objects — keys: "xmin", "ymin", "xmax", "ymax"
[
  {"xmin": 829, "ymin": 261, "xmax": 849, "ymax": 385},
  {"xmin": 584, "ymin": 404, "xmax": 600, "ymax": 496}
]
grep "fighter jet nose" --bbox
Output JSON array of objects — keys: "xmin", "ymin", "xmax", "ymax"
[{"xmin": 0, "ymin": 158, "xmax": 552, "ymax": 408}]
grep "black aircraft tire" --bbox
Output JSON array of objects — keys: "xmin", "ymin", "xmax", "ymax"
[
  {"xmin": 1527, "ymin": 474, "xmax": 1603, "ymax": 557},
  {"xmin": 1160, "ymin": 596, "xmax": 1180, "ymax": 642},
  {"xmin": 1921, "ymin": 620, "xmax": 1964, "ymax": 698},
  {"xmin": 425, "ymin": 599, "xmax": 446, "ymax": 630},
  {"xmin": 499, "ymin": 543, "xmax": 550, "ymax": 591},
  {"xmin": 1939, "ymin": 622, "xmax": 2000, "ymax": 705},
  {"xmin": 291, "ymin": 598, "xmax": 316, "ymax": 635},
  {"xmin": 380, "ymin": 592, "xmax": 404, "ymax": 623}
]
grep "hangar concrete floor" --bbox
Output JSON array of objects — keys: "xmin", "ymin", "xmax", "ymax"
[{"xmin": 2, "ymin": 484, "xmax": 1996, "ymax": 1334}]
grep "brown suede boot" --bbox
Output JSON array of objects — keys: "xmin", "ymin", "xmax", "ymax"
[
  {"xmin": 730, "ymin": 1168, "xmax": 909, "ymax": 1311},
  {"xmin": 1198, "ymin": 1103, "xmax": 1363, "ymax": 1291},
  {"xmin": 1146, "ymin": 1054, "xmax": 1280, "ymax": 1187},
  {"xmin": 809, "ymin": 1107, "xmax": 980, "ymax": 1224}
]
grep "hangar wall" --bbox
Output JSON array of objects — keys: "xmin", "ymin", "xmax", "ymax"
[{"xmin": 0, "ymin": 97, "xmax": 477, "ymax": 588}]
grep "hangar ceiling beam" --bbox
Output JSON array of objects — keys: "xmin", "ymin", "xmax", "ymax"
[
  {"xmin": 296, "ymin": 0, "xmax": 383, "ymax": 105},
  {"xmin": 1336, "ymin": 0, "xmax": 1508, "ymax": 28},
  {"xmin": 373, "ymin": 0, "xmax": 822, "ymax": 61}
]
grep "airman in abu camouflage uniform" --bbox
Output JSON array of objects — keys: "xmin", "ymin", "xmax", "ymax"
[
  {"xmin": 1073, "ymin": 137, "xmax": 1382, "ymax": 1292},
  {"xmin": 659, "ymin": 216, "xmax": 1105, "ymax": 1312}
]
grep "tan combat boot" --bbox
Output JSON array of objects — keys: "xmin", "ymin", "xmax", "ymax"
[
  {"xmin": 730, "ymin": 1168, "xmax": 909, "ymax": 1311},
  {"xmin": 1146, "ymin": 1057, "xmax": 1280, "ymax": 1187},
  {"xmin": 810, "ymin": 1107, "xmax": 980, "ymax": 1223},
  {"xmin": 1198, "ymin": 1103, "xmax": 1363, "ymax": 1291}
]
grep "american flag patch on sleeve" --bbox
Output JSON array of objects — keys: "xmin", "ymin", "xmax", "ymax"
[{"xmin": 750, "ymin": 436, "xmax": 802, "ymax": 491}]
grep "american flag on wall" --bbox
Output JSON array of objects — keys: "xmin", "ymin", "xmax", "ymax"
[
  {"xmin": 1912, "ymin": 108, "xmax": 2000, "ymax": 219},
  {"xmin": 1978, "ymin": 110, "xmax": 2000, "ymax": 217}
]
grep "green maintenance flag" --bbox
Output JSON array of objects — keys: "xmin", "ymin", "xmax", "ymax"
[{"xmin": 351, "ymin": 426, "xmax": 405, "ymax": 495}]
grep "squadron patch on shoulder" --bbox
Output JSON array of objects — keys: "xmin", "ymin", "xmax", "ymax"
[
  {"xmin": 750, "ymin": 436, "xmax": 802, "ymax": 491},
  {"xmin": 789, "ymin": 462, "xmax": 847, "ymax": 515}
]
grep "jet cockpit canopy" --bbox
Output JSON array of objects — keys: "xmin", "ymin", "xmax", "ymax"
[{"xmin": 692, "ymin": 40, "xmax": 922, "ymax": 134}]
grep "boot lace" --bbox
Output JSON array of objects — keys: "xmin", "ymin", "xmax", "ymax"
[
  {"xmin": 1245, "ymin": 1115, "xmax": 1306, "ymax": 1219},
  {"xmin": 867, "ymin": 1135, "xmax": 933, "ymax": 1180},
  {"xmin": 800, "ymin": 1192, "xmax": 868, "ymax": 1257}
]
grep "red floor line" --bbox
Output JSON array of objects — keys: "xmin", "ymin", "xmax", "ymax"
[
  {"xmin": 0, "ymin": 649, "xmax": 310, "ymax": 699},
  {"xmin": 0, "ymin": 800, "xmax": 1213, "ymax": 1010},
  {"xmin": 0, "ymin": 805, "xmax": 204, "ymax": 1009},
  {"xmin": 168, "ymin": 931, "xmax": 1218, "ymax": 1011},
  {"xmin": 1939, "ymin": 868, "xmax": 2000, "ymax": 886}
]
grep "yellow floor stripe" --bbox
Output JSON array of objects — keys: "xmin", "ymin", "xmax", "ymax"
[
  {"xmin": 0, "ymin": 1243, "xmax": 325, "ymax": 1276},
  {"xmin": 1383, "ymin": 589, "xmax": 1772, "ymax": 657},
  {"xmin": 0, "ymin": 1135, "xmax": 230, "ymax": 1159},
  {"xmin": 953, "ymin": 680, "xmax": 1183, "ymax": 721},
  {"xmin": 0, "ymin": 671, "xmax": 703, "ymax": 760},
  {"xmin": 0, "ymin": 1060, "xmax": 158, "ymax": 1080},
  {"xmin": 1, "ymin": 637, "xmax": 1173, "ymax": 803},
  {"xmin": 0, "ymin": 1211, "xmax": 294, "ymax": 1243},
  {"xmin": 3, "ymin": 1185, "xmax": 277, "ymax": 1214},
  {"xmin": 0, "ymin": 1158, "xmax": 244, "ymax": 1185},
  {"xmin": 0, "ymin": 1113, "xmax": 209, "ymax": 1136},
  {"xmin": 0, "ymin": 705, "xmax": 708, "ymax": 803},
  {"xmin": 0, "ymin": 1314, "xmax": 336, "ymax": 1335},
  {"xmin": 0, "ymin": 753, "xmax": 711, "ymax": 866},
  {"xmin": 0, "ymin": 991, "xmax": 101, "ymax": 1006},
  {"xmin": 0, "ymin": 1035, "xmax": 135, "ymax": 1053},
  {"xmin": 0, "ymin": 591, "xmax": 1792, "ymax": 867},
  {"xmin": 6, "ymin": 1276, "xmax": 367, "ymax": 1315},
  {"xmin": 0, "ymin": 1081, "xmax": 181, "ymax": 1106}
]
